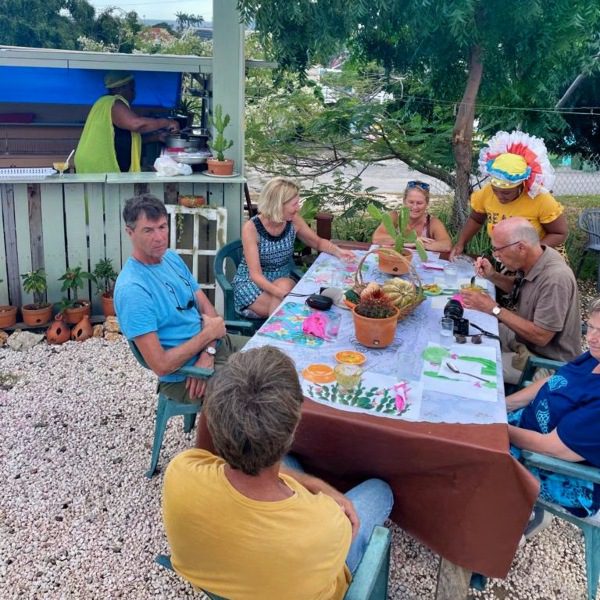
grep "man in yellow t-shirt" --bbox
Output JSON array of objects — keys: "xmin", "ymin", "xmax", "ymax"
[
  {"xmin": 450, "ymin": 146, "xmax": 568, "ymax": 259},
  {"xmin": 162, "ymin": 346, "xmax": 393, "ymax": 600}
]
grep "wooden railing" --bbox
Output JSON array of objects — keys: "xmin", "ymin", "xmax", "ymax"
[{"xmin": 0, "ymin": 173, "xmax": 243, "ymax": 314}]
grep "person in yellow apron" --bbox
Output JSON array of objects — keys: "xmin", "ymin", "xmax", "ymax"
[{"xmin": 75, "ymin": 71, "xmax": 179, "ymax": 173}]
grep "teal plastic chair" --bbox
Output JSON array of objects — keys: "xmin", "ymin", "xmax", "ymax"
[
  {"xmin": 518, "ymin": 356, "xmax": 600, "ymax": 600},
  {"xmin": 214, "ymin": 239, "xmax": 303, "ymax": 335},
  {"xmin": 129, "ymin": 341, "xmax": 213, "ymax": 478},
  {"xmin": 156, "ymin": 525, "xmax": 392, "ymax": 600}
]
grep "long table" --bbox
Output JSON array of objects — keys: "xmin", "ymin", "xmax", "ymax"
[{"xmin": 200, "ymin": 246, "xmax": 539, "ymax": 590}]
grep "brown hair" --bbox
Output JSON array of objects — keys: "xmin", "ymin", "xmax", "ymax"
[{"xmin": 204, "ymin": 346, "xmax": 303, "ymax": 475}]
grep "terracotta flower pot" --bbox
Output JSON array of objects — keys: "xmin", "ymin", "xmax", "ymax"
[
  {"xmin": 178, "ymin": 195, "xmax": 206, "ymax": 208},
  {"xmin": 21, "ymin": 303, "xmax": 53, "ymax": 326},
  {"xmin": 206, "ymin": 158, "xmax": 234, "ymax": 176},
  {"xmin": 101, "ymin": 293, "xmax": 115, "ymax": 318},
  {"xmin": 64, "ymin": 301, "xmax": 91, "ymax": 325},
  {"xmin": 47, "ymin": 314, "xmax": 70, "ymax": 345},
  {"xmin": 0, "ymin": 305, "xmax": 17, "ymax": 329},
  {"xmin": 352, "ymin": 306, "xmax": 399, "ymax": 348},
  {"xmin": 377, "ymin": 249, "xmax": 412, "ymax": 275},
  {"xmin": 71, "ymin": 315, "xmax": 93, "ymax": 342}
]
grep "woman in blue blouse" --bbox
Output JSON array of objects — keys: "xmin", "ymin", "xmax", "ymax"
[
  {"xmin": 233, "ymin": 177, "xmax": 354, "ymax": 317},
  {"xmin": 506, "ymin": 297, "xmax": 600, "ymax": 521}
]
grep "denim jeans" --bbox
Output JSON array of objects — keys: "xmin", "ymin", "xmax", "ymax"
[{"xmin": 282, "ymin": 454, "xmax": 394, "ymax": 573}]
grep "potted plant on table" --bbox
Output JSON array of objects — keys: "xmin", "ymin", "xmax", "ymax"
[
  {"xmin": 352, "ymin": 284, "xmax": 399, "ymax": 348},
  {"xmin": 58, "ymin": 266, "xmax": 94, "ymax": 324},
  {"xmin": 21, "ymin": 269, "xmax": 53, "ymax": 326},
  {"xmin": 367, "ymin": 204, "xmax": 428, "ymax": 275},
  {"xmin": 0, "ymin": 278, "xmax": 17, "ymax": 329},
  {"xmin": 92, "ymin": 258, "xmax": 118, "ymax": 318},
  {"xmin": 206, "ymin": 104, "xmax": 235, "ymax": 176}
]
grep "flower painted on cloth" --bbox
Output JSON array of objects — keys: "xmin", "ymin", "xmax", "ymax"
[
  {"xmin": 548, "ymin": 374, "xmax": 568, "ymax": 392},
  {"xmin": 262, "ymin": 322, "xmax": 283, "ymax": 333},
  {"xmin": 392, "ymin": 381, "xmax": 411, "ymax": 413}
]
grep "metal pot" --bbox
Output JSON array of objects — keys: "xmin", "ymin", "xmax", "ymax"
[{"xmin": 165, "ymin": 135, "xmax": 204, "ymax": 152}]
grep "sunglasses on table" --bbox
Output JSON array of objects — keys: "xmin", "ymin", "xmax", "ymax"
[{"xmin": 407, "ymin": 180, "xmax": 430, "ymax": 191}]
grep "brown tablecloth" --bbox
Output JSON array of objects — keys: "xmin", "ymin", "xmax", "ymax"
[
  {"xmin": 289, "ymin": 399, "xmax": 539, "ymax": 578},
  {"xmin": 197, "ymin": 404, "xmax": 538, "ymax": 578}
]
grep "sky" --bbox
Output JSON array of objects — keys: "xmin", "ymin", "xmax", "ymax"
[{"xmin": 88, "ymin": 0, "xmax": 213, "ymax": 22}]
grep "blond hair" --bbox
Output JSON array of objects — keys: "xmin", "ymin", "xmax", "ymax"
[{"xmin": 257, "ymin": 177, "xmax": 300, "ymax": 222}]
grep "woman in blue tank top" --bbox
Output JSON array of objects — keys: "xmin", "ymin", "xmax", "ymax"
[{"xmin": 233, "ymin": 177, "xmax": 354, "ymax": 317}]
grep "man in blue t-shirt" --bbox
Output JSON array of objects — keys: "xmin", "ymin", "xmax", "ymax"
[{"xmin": 114, "ymin": 194, "xmax": 247, "ymax": 403}]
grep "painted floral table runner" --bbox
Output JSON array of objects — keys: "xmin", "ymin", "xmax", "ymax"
[{"xmin": 244, "ymin": 250, "xmax": 507, "ymax": 424}]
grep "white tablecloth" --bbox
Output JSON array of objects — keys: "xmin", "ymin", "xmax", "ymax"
[{"xmin": 244, "ymin": 250, "xmax": 507, "ymax": 424}]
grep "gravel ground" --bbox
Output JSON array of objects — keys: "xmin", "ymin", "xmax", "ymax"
[{"xmin": 0, "ymin": 296, "xmax": 595, "ymax": 599}]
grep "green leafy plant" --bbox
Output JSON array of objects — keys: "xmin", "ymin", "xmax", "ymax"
[
  {"xmin": 367, "ymin": 204, "xmax": 427, "ymax": 260},
  {"xmin": 20, "ymin": 269, "xmax": 49, "ymax": 308},
  {"xmin": 92, "ymin": 259, "xmax": 118, "ymax": 297},
  {"xmin": 355, "ymin": 288, "xmax": 396, "ymax": 319},
  {"xmin": 58, "ymin": 266, "xmax": 94, "ymax": 303},
  {"xmin": 56, "ymin": 298, "xmax": 75, "ymax": 314},
  {"xmin": 208, "ymin": 104, "xmax": 234, "ymax": 161}
]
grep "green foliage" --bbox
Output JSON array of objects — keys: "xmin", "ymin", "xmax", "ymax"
[
  {"xmin": 20, "ymin": 269, "xmax": 48, "ymax": 307},
  {"xmin": 58, "ymin": 266, "xmax": 94, "ymax": 302},
  {"xmin": 208, "ymin": 105, "xmax": 234, "ymax": 162},
  {"xmin": 56, "ymin": 297, "xmax": 75, "ymax": 314},
  {"xmin": 92, "ymin": 259, "xmax": 118, "ymax": 296},
  {"xmin": 367, "ymin": 204, "xmax": 428, "ymax": 260}
]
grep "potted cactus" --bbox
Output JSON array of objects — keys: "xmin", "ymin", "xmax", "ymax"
[
  {"xmin": 206, "ymin": 104, "xmax": 235, "ymax": 176},
  {"xmin": 367, "ymin": 204, "xmax": 427, "ymax": 275},
  {"xmin": 58, "ymin": 266, "xmax": 94, "ymax": 324},
  {"xmin": 21, "ymin": 269, "xmax": 53, "ymax": 326},
  {"xmin": 352, "ymin": 284, "xmax": 399, "ymax": 348},
  {"xmin": 92, "ymin": 258, "xmax": 118, "ymax": 317}
]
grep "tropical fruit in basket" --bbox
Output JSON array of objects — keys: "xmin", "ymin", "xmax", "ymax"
[{"xmin": 381, "ymin": 278, "xmax": 419, "ymax": 310}]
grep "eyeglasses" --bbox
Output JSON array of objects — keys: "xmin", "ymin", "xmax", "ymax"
[
  {"xmin": 164, "ymin": 280, "xmax": 195, "ymax": 311},
  {"xmin": 407, "ymin": 180, "xmax": 430, "ymax": 191},
  {"xmin": 491, "ymin": 240, "xmax": 521, "ymax": 253}
]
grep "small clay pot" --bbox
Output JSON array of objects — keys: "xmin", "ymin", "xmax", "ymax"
[
  {"xmin": 101, "ymin": 293, "xmax": 115, "ymax": 318},
  {"xmin": 0, "ymin": 305, "xmax": 17, "ymax": 329},
  {"xmin": 64, "ymin": 301, "xmax": 91, "ymax": 325},
  {"xmin": 47, "ymin": 314, "xmax": 71, "ymax": 345},
  {"xmin": 71, "ymin": 315, "xmax": 93, "ymax": 342},
  {"xmin": 352, "ymin": 306, "xmax": 399, "ymax": 348},
  {"xmin": 377, "ymin": 249, "xmax": 412, "ymax": 275},
  {"xmin": 178, "ymin": 195, "xmax": 206, "ymax": 208},
  {"xmin": 206, "ymin": 158, "xmax": 234, "ymax": 176},
  {"xmin": 22, "ymin": 303, "xmax": 53, "ymax": 326}
]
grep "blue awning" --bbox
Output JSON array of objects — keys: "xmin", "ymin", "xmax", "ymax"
[{"xmin": 0, "ymin": 66, "xmax": 181, "ymax": 107}]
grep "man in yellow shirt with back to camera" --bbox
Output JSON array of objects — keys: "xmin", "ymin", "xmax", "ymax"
[{"xmin": 162, "ymin": 345, "xmax": 393, "ymax": 600}]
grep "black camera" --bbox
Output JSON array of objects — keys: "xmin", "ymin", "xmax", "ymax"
[{"xmin": 443, "ymin": 299, "xmax": 470, "ymax": 336}]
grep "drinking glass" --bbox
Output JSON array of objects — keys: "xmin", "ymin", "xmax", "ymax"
[
  {"xmin": 440, "ymin": 317, "xmax": 454, "ymax": 348},
  {"xmin": 334, "ymin": 364, "xmax": 362, "ymax": 391},
  {"xmin": 396, "ymin": 350, "xmax": 419, "ymax": 381},
  {"xmin": 443, "ymin": 264, "xmax": 458, "ymax": 288},
  {"xmin": 53, "ymin": 161, "xmax": 68, "ymax": 177}
]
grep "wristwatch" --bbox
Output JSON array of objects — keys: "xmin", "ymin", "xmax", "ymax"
[
  {"xmin": 203, "ymin": 346, "xmax": 217, "ymax": 356},
  {"xmin": 491, "ymin": 305, "xmax": 502, "ymax": 317}
]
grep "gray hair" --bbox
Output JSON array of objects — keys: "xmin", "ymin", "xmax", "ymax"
[
  {"xmin": 203, "ymin": 346, "xmax": 303, "ymax": 476},
  {"xmin": 257, "ymin": 177, "xmax": 300, "ymax": 223},
  {"xmin": 494, "ymin": 217, "xmax": 540, "ymax": 246},
  {"xmin": 590, "ymin": 298, "xmax": 600, "ymax": 316},
  {"xmin": 122, "ymin": 194, "xmax": 167, "ymax": 228}
]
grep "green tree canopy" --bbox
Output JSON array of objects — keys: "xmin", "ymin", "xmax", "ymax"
[{"xmin": 239, "ymin": 0, "xmax": 600, "ymax": 225}]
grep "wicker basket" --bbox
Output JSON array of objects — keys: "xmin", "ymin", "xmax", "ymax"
[{"xmin": 352, "ymin": 248, "xmax": 425, "ymax": 321}]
